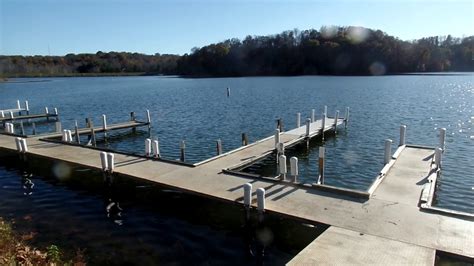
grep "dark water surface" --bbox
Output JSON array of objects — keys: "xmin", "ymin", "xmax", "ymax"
[{"xmin": 0, "ymin": 75, "xmax": 473, "ymax": 260}]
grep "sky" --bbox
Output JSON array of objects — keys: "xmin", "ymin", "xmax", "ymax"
[{"xmin": 1, "ymin": 0, "xmax": 473, "ymax": 56}]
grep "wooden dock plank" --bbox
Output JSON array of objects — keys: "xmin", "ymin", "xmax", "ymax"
[{"xmin": 288, "ymin": 226, "xmax": 436, "ymax": 265}]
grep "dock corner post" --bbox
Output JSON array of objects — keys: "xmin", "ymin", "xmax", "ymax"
[
  {"xmin": 216, "ymin": 139, "xmax": 222, "ymax": 155},
  {"xmin": 278, "ymin": 154, "xmax": 287, "ymax": 180},
  {"xmin": 243, "ymin": 183, "xmax": 252, "ymax": 208},
  {"xmin": 290, "ymin": 156, "xmax": 298, "ymax": 183},
  {"xmin": 274, "ymin": 129, "xmax": 280, "ymax": 148},
  {"xmin": 399, "ymin": 125, "xmax": 407, "ymax": 146},
  {"xmin": 439, "ymin": 128, "xmax": 446, "ymax": 152},
  {"xmin": 311, "ymin": 109, "xmax": 315, "ymax": 122},
  {"xmin": 334, "ymin": 110, "xmax": 340, "ymax": 134},
  {"xmin": 180, "ymin": 140, "xmax": 186, "ymax": 162},
  {"xmin": 241, "ymin": 133, "xmax": 248, "ymax": 146},
  {"xmin": 384, "ymin": 139, "xmax": 393, "ymax": 165},
  {"xmin": 344, "ymin": 107, "xmax": 350, "ymax": 129},
  {"xmin": 146, "ymin": 109, "xmax": 151, "ymax": 133},
  {"xmin": 435, "ymin": 147, "xmax": 442, "ymax": 169},
  {"xmin": 321, "ymin": 112, "xmax": 326, "ymax": 141},
  {"xmin": 296, "ymin": 112, "xmax": 301, "ymax": 128},
  {"xmin": 102, "ymin": 114, "xmax": 108, "ymax": 139},
  {"xmin": 318, "ymin": 146, "xmax": 325, "ymax": 184},
  {"xmin": 25, "ymin": 101, "xmax": 29, "ymax": 115},
  {"xmin": 145, "ymin": 138, "xmax": 152, "ymax": 157},
  {"xmin": 74, "ymin": 120, "xmax": 80, "ymax": 144},
  {"xmin": 256, "ymin": 188, "xmax": 265, "ymax": 213},
  {"xmin": 153, "ymin": 139, "xmax": 160, "ymax": 158}
]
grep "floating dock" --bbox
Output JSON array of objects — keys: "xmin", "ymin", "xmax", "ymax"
[{"xmin": 0, "ymin": 111, "xmax": 472, "ymax": 264}]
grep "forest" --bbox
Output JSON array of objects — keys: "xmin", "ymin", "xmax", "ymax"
[{"xmin": 1, "ymin": 26, "xmax": 472, "ymax": 78}]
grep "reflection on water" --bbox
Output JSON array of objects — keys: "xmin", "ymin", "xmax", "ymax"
[{"xmin": 0, "ymin": 153, "xmax": 326, "ymax": 264}]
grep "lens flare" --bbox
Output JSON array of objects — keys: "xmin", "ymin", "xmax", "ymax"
[
  {"xmin": 52, "ymin": 162, "xmax": 72, "ymax": 181},
  {"xmin": 347, "ymin": 27, "xmax": 369, "ymax": 44},
  {"xmin": 369, "ymin": 61, "xmax": 386, "ymax": 76}
]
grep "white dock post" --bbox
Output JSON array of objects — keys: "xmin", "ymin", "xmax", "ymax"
[
  {"xmin": 102, "ymin": 115, "xmax": 107, "ymax": 130},
  {"xmin": 0, "ymin": 111, "xmax": 4, "ymax": 118},
  {"xmin": 146, "ymin": 109, "xmax": 151, "ymax": 131},
  {"xmin": 16, "ymin": 100, "xmax": 21, "ymax": 110},
  {"xmin": 439, "ymin": 128, "xmax": 446, "ymax": 151},
  {"xmin": 20, "ymin": 138, "xmax": 28, "ymax": 153},
  {"xmin": 227, "ymin": 87, "xmax": 230, "ymax": 97},
  {"xmin": 100, "ymin": 152, "xmax": 108, "ymax": 172},
  {"xmin": 399, "ymin": 125, "xmax": 406, "ymax": 146},
  {"xmin": 296, "ymin": 112, "xmax": 301, "ymax": 128},
  {"xmin": 67, "ymin": 130, "xmax": 73, "ymax": 143},
  {"xmin": 305, "ymin": 118, "xmax": 311, "ymax": 137},
  {"xmin": 32, "ymin": 122, "xmax": 36, "ymax": 135},
  {"xmin": 321, "ymin": 112, "xmax": 326, "ymax": 141},
  {"xmin": 9, "ymin": 111, "xmax": 14, "ymax": 119},
  {"xmin": 55, "ymin": 121, "xmax": 62, "ymax": 133},
  {"xmin": 256, "ymin": 188, "xmax": 265, "ymax": 212},
  {"xmin": 334, "ymin": 110, "xmax": 339, "ymax": 133},
  {"xmin": 277, "ymin": 142, "xmax": 285, "ymax": 156},
  {"xmin": 311, "ymin": 109, "xmax": 315, "ymax": 122},
  {"xmin": 290, "ymin": 157, "xmax": 298, "ymax": 182},
  {"xmin": 216, "ymin": 139, "xmax": 222, "ymax": 155},
  {"xmin": 45, "ymin": 107, "xmax": 49, "ymax": 115},
  {"xmin": 145, "ymin": 138, "xmax": 152, "ymax": 157},
  {"xmin": 62, "ymin": 130, "xmax": 68, "ymax": 142},
  {"xmin": 107, "ymin": 153, "xmax": 115, "ymax": 173},
  {"xmin": 25, "ymin": 101, "xmax": 29, "ymax": 115},
  {"xmin": 153, "ymin": 139, "xmax": 160, "ymax": 158},
  {"xmin": 324, "ymin": 105, "xmax": 327, "ymax": 118},
  {"xmin": 243, "ymin": 183, "xmax": 252, "ymax": 207},
  {"xmin": 15, "ymin": 137, "xmax": 22, "ymax": 152},
  {"xmin": 180, "ymin": 140, "xmax": 186, "ymax": 162},
  {"xmin": 274, "ymin": 129, "xmax": 280, "ymax": 148},
  {"xmin": 8, "ymin": 123, "xmax": 14, "ymax": 134},
  {"xmin": 435, "ymin": 147, "xmax": 442, "ymax": 169},
  {"xmin": 384, "ymin": 139, "xmax": 393, "ymax": 164},
  {"xmin": 344, "ymin": 107, "xmax": 350, "ymax": 128},
  {"xmin": 318, "ymin": 147, "xmax": 325, "ymax": 184},
  {"xmin": 279, "ymin": 155, "xmax": 287, "ymax": 179}
]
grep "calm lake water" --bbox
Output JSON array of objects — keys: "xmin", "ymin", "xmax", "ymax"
[{"xmin": 0, "ymin": 75, "xmax": 473, "ymax": 262}]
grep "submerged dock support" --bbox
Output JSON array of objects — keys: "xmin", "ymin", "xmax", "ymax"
[
  {"xmin": 290, "ymin": 157, "xmax": 298, "ymax": 182},
  {"xmin": 439, "ymin": 128, "xmax": 446, "ymax": 151},
  {"xmin": 400, "ymin": 125, "xmax": 406, "ymax": 146},
  {"xmin": 243, "ymin": 183, "xmax": 252, "ymax": 208},
  {"xmin": 216, "ymin": 139, "xmax": 222, "ymax": 155},
  {"xmin": 296, "ymin": 112, "xmax": 301, "ymax": 128},
  {"xmin": 384, "ymin": 139, "xmax": 393, "ymax": 164},
  {"xmin": 257, "ymin": 188, "xmax": 265, "ymax": 212},
  {"xmin": 279, "ymin": 155, "xmax": 287, "ymax": 180},
  {"xmin": 180, "ymin": 140, "xmax": 186, "ymax": 162},
  {"xmin": 318, "ymin": 147, "xmax": 325, "ymax": 184}
]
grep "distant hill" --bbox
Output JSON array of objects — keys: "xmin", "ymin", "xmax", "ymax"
[{"xmin": 1, "ymin": 26, "xmax": 472, "ymax": 78}]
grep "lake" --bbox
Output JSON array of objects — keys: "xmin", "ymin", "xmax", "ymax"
[{"xmin": 0, "ymin": 75, "xmax": 473, "ymax": 262}]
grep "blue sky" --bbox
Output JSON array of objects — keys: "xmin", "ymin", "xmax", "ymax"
[{"xmin": 1, "ymin": 0, "xmax": 473, "ymax": 56}]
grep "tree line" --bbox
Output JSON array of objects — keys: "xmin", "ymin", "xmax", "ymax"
[{"xmin": 1, "ymin": 26, "xmax": 472, "ymax": 78}]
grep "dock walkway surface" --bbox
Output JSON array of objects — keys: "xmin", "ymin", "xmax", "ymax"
[{"xmin": 0, "ymin": 118, "xmax": 472, "ymax": 265}]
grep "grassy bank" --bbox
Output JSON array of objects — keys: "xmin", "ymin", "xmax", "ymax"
[{"xmin": 0, "ymin": 218, "xmax": 85, "ymax": 265}]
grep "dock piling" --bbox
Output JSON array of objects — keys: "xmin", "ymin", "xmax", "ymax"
[
  {"xmin": 227, "ymin": 87, "xmax": 230, "ymax": 97},
  {"xmin": 290, "ymin": 157, "xmax": 298, "ymax": 182},
  {"xmin": 435, "ymin": 148, "xmax": 442, "ymax": 169},
  {"xmin": 145, "ymin": 138, "xmax": 152, "ymax": 157},
  {"xmin": 25, "ymin": 101, "xmax": 29, "ymax": 115},
  {"xmin": 55, "ymin": 121, "xmax": 62, "ymax": 133},
  {"xmin": 334, "ymin": 110, "xmax": 339, "ymax": 133},
  {"xmin": 20, "ymin": 121, "xmax": 25, "ymax": 136},
  {"xmin": 243, "ymin": 183, "xmax": 252, "ymax": 207},
  {"xmin": 318, "ymin": 147, "xmax": 325, "ymax": 184},
  {"xmin": 216, "ymin": 139, "xmax": 222, "ymax": 155},
  {"xmin": 311, "ymin": 109, "xmax": 315, "ymax": 122},
  {"xmin": 153, "ymin": 139, "xmax": 160, "ymax": 158},
  {"xmin": 305, "ymin": 118, "xmax": 311, "ymax": 137},
  {"xmin": 399, "ymin": 125, "xmax": 407, "ymax": 146},
  {"xmin": 274, "ymin": 129, "xmax": 280, "ymax": 148},
  {"xmin": 15, "ymin": 138, "xmax": 22, "ymax": 152},
  {"xmin": 130, "ymin": 112, "xmax": 136, "ymax": 133},
  {"xmin": 0, "ymin": 111, "xmax": 4, "ymax": 118},
  {"xmin": 54, "ymin": 108, "xmax": 59, "ymax": 121},
  {"xmin": 180, "ymin": 140, "xmax": 186, "ymax": 162},
  {"xmin": 324, "ymin": 106, "xmax": 328, "ymax": 118},
  {"xmin": 321, "ymin": 112, "xmax": 326, "ymax": 141},
  {"xmin": 61, "ymin": 130, "xmax": 67, "ymax": 142},
  {"xmin": 279, "ymin": 155, "xmax": 287, "ymax": 180},
  {"xmin": 9, "ymin": 111, "xmax": 14, "ymax": 119},
  {"xmin": 100, "ymin": 152, "xmax": 108, "ymax": 171},
  {"xmin": 277, "ymin": 118, "xmax": 283, "ymax": 132},
  {"xmin": 256, "ymin": 188, "xmax": 265, "ymax": 212},
  {"xmin": 20, "ymin": 138, "xmax": 28, "ymax": 153},
  {"xmin": 384, "ymin": 139, "xmax": 393, "ymax": 164},
  {"xmin": 296, "ymin": 112, "xmax": 301, "ymax": 128},
  {"xmin": 146, "ymin": 110, "xmax": 151, "ymax": 132},
  {"xmin": 439, "ymin": 128, "xmax": 446, "ymax": 151},
  {"xmin": 106, "ymin": 153, "xmax": 115, "ymax": 173},
  {"xmin": 90, "ymin": 128, "xmax": 97, "ymax": 147},
  {"xmin": 74, "ymin": 121, "xmax": 80, "ymax": 144},
  {"xmin": 344, "ymin": 107, "xmax": 350, "ymax": 128},
  {"xmin": 67, "ymin": 130, "xmax": 73, "ymax": 143},
  {"xmin": 102, "ymin": 115, "xmax": 108, "ymax": 139},
  {"xmin": 241, "ymin": 133, "xmax": 248, "ymax": 146},
  {"xmin": 32, "ymin": 122, "xmax": 36, "ymax": 135}
]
